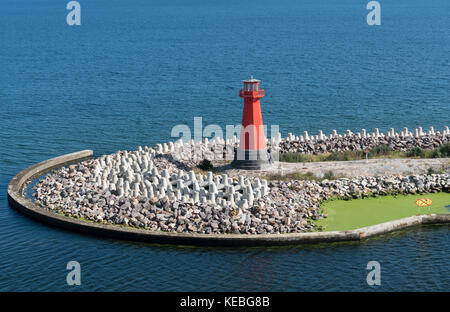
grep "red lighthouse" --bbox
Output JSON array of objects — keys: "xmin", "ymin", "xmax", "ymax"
[{"xmin": 231, "ymin": 76, "xmax": 271, "ymax": 170}]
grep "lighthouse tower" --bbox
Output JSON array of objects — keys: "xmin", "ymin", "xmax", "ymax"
[{"xmin": 231, "ymin": 76, "xmax": 271, "ymax": 170}]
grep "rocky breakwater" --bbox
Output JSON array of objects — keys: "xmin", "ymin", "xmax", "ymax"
[
  {"xmin": 33, "ymin": 147, "xmax": 319, "ymax": 234},
  {"xmin": 32, "ymin": 160, "xmax": 323, "ymax": 234},
  {"xmin": 280, "ymin": 126, "xmax": 450, "ymax": 154},
  {"xmin": 32, "ymin": 144, "xmax": 450, "ymax": 235},
  {"xmin": 318, "ymin": 174, "xmax": 450, "ymax": 200},
  {"xmin": 88, "ymin": 147, "xmax": 270, "ymax": 208},
  {"xmin": 135, "ymin": 125, "xmax": 449, "ymax": 167}
]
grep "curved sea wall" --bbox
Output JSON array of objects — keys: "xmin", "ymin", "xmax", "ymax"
[{"xmin": 7, "ymin": 150, "xmax": 450, "ymax": 246}]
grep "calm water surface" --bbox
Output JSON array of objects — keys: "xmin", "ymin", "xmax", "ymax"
[{"xmin": 0, "ymin": 0, "xmax": 449, "ymax": 291}]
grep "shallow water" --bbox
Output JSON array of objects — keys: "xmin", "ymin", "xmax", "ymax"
[{"xmin": 0, "ymin": 0, "xmax": 449, "ymax": 291}]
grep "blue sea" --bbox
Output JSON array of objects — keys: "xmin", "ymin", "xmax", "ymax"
[{"xmin": 0, "ymin": 0, "xmax": 449, "ymax": 291}]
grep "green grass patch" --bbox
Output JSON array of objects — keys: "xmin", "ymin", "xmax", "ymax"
[{"xmin": 316, "ymin": 192, "xmax": 450, "ymax": 231}]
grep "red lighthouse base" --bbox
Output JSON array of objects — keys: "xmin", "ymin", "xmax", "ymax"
[{"xmin": 231, "ymin": 148, "xmax": 272, "ymax": 170}]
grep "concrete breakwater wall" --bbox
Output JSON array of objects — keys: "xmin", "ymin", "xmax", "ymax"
[
  {"xmin": 8, "ymin": 150, "xmax": 94, "ymax": 195},
  {"xmin": 7, "ymin": 150, "xmax": 450, "ymax": 246}
]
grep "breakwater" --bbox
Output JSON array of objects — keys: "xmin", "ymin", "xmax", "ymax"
[
  {"xmin": 6, "ymin": 124, "xmax": 449, "ymax": 241},
  {"xmin": 7, "ymin": 150, "xmax": 450, "ymax": 246},
  {"xmin": 154, "ymin": 126, "xmax": 450, "ymax": 165},
  {"xmin": 280, "ymin": 126, "xmax": 449, "ymax": 155},
  {"xmin": 31, "ymin": 148, "xmax": 449, "ymax": 235}
]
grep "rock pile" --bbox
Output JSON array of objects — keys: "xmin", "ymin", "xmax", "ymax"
[
  {"xmin": 91, "ymin": 148, "xmax": 270, "ymax": 209},
  {"xmin": 32, "ymin": 153, "xmax": 449, "ymax": 234},
  {"xmin": 280, "ymin": 126, "xmax": 449, "ymax": 155},
  {"xmin": 33, "ymin": 158, "xmax": 319, "ymax": 234},
  {"xmin": 319, "ymin": 174, "xmax": 449, "ymax": 199}
]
